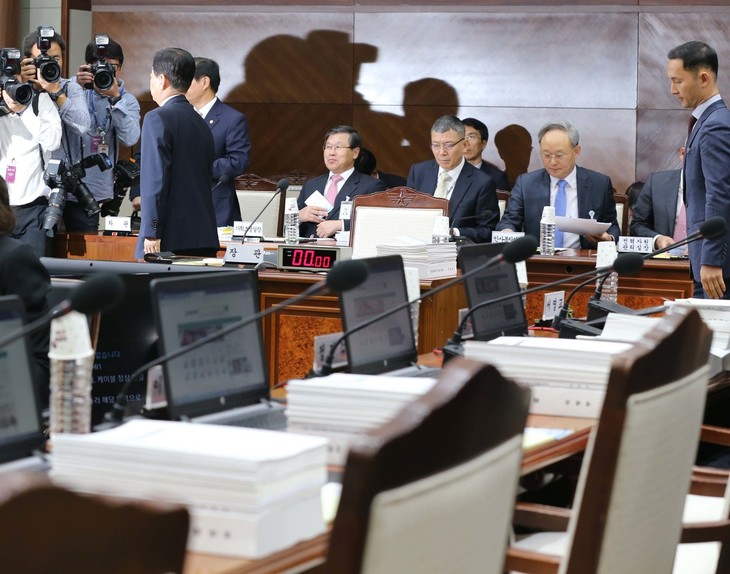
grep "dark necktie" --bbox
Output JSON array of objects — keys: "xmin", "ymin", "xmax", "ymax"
[{"xmin": 687, "ymin": 115, "xmax": 697, "ymax": 141}]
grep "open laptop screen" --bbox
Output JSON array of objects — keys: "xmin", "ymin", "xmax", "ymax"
[
  {"xmin": 150, "ymin": 271, "xmax": 267, "ymax": 420},
  {"xmin": 339, "ymin": 255, "xmax": 417, "ymax": 374},
  {"xmin": 459, "ymin": 243, "xmax": 528, "ymax": 341},
  {"xmin": 0, "ymin": 296, "xmax": 44, "ymax": 463}
]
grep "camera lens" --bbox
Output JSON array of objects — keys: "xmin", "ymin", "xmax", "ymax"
[
  {"xmin": 43, "ymin": 189, "xmax": 66, "ymax": 231},
  {"xmin": 4, "ymin": 81, "xmax": 33, "ymax": 106},
  {"xmin": 39, "ymin": 60, "xmax": 61, "ymax": 83},
  {"xmin": 94, "ymin": 69, "xmax": 115, "ymax": 91},
  {"xmin": 72, "ymin": 182, "xmax": 101, "ymax": 217}
]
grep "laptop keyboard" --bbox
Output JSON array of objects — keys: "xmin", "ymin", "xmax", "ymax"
[{"xmin": 225, "ymin": 407, "xmax": 288, "ymax": 431}]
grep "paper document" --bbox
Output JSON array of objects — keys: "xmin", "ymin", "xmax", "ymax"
[
  {"xmin": 555, "ymin": 216, "xmax": 611, "ymax": 235},
  {"xmin": 304, "ymin": 190, "xmax": 333, "ymax": 212}
]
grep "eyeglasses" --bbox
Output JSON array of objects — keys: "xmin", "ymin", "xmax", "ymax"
[
  {"xmin": 464, "ymin": 134, "xmax": 481, "ymax": 142},
  {"xmin": 109, "ymin": 63, "xmax": 122, "ymax": 72},
  {"xmin": 323, "ymin": 144, "xmax": 352, "ymax": 152},
  {"xmin": 541, "ymin": 151, "xmax": 571, "ymax": 161},
  {"xmin": 430, "ymin": 138, "xmax": 464, "ymax": 151}
]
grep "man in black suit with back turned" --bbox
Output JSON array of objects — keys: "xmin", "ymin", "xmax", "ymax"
[
  {"xmin": 407, "ymin": 115, "xmax": 499, "ymax": 243},
  {"xmin": 135, "ymin": 47, "xmax": 218, "ymax": 259},
  {"xmin": 297, "ymin": 125, "xmax": 386, "ymax": 238},
  {"xmin": 462, "ymin": 117, "xmax": 510, "ymax": 191}
]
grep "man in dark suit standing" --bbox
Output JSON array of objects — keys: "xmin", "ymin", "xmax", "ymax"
[
  {"xmin": 187, "ymin": 57, "xmax": 251, "ymax": 227},
  {"xmin": 297, "ymin": 125, "xmax": 385, "ymax": 238},
  {"xmin": 668, "ymin": 41, "xmax": 730, "ymax": 299},
  {"xmin": 496, "ymin": 120, "xmax": 619, "ymax": 248},
  {"xmin": 135, "ymin": 47, "xmax": 218, "ymax": 258},
  {"xmin": 406, "ymin": 115, "xmax": 499, "ymax": 243},
  {"xmin": 462, "ymin": 117, "xmax": 510, "ymax": 191}
]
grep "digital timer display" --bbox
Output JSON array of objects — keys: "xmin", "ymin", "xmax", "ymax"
[{"xmin": 277, "ymin": 245, "xmax": 351, "ymax": 271}]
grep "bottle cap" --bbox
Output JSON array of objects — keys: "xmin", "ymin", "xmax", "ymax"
[
  {"xmin": 596, "ymin": 240, "xmax": 618, "ymax": 268},
  {"xmin": 541, "ymin": 205, "xmax": 555, "ymax": 224},
  {"xmin": 48, "ymin": 311, "xmax": 94, "ymax": 360}
]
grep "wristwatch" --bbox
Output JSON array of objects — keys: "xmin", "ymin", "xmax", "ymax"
[{"xmin": 48, "ymin": 89, "xmax": 64, "ymax": 102}]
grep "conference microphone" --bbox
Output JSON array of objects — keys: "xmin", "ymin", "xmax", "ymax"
[
  {"xmin": 0, "ymin": 274, "xmax": 125, "ymax": 350},
  {"xmin": 313, "ymin": 235, "xmax": 538, "ymax": 377},
  {"xmin": 440, "ymin": 252, "xmax": 646, "ymax": 362},
  {"xmin": 103, "ymin": 258, "xmax": 368, "ymax": 425},
  {"xmin": 587, "ymin": 215, "xmax": 727, "ymax": 320},
  {"xmin": 211, "ymin": 174, "xmax": 231, "ymax": 191},
  {"xmin": 241, "ymin": 178, "xmax": 290, "ymax": 240}
]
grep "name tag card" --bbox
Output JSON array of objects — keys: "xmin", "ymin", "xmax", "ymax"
[
  {"xmin": 492, "ymin": 231, "xmax": 525, "ymax": 244},
  {"xmin": 617, "ymin": 236, "xmax": 653, "ymax": 253},
  {"xmin": 233, "ymin": 220, "xmax": 264, "ymax": 238},
  {"xmin": 340, "ymin": 200, "xmax": 352, "ymax": 220},
  {"xmin": 223, "ymin": 243, "xmax": 265, "ymax": 264},
  {"xmin": 542, "ymin": 291, "xmax": 565, "ymax": 321},
  {"xmin": 104, "ymin": 216, "xmax": 131, "ymax": 232},
  {"xmin": 313, "ymin": 332, "xmax": 348, "ymax": 372},
  {"xmin": 457, "ymin": 307, "xmax": 474, "ymax": 339}
]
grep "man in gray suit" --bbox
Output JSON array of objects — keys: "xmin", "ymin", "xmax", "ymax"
[{"xmin": 496, "ymin": 120, "xmax": 619, "ymax": 247}]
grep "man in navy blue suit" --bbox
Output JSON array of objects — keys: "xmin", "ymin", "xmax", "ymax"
[
  {"xmin": 135, "ymin": 47, "xmax": 218, "ymax": 258},
  {"xmin": 496, "ymin": 120, "xmax": 619, "ymax": 248},
  {"xmin": 297, "ymin": 125, "xmax": 385, "ymax": 239},
  {"xmin": 406, "ymin": 115, "xmax": 499, "ymax": 243},
  {"xmin": 668, "ymin": 41, "xmax": 730, "ymax": 299},
  {"xmin": 462, "ymin": 117, "xmax": 510, "ymax": 191},
  {"xmin": 187, "ymin": 57, "xmax": 251, "ymax": 227}
]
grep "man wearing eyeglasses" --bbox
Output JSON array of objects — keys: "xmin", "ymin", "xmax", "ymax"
[
  {"xmin": 462, "ymin": 117, "xmax": 510, "ymax": 191},
  {"xmin": 65, "ymin": 36, "xmax": 140, "ymax": 232},
  {"xmin": 297, "ymin": 125, "xmax": 385, "ymax": 239},
  {"xmin": 407, "ymin": 115, "xmax": 499, "ymax": 243},
  {"xmin": 496, "ymin": 120, "xmax": 619, "ymax": 247}
]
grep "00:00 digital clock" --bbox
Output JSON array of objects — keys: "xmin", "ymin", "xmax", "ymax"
[{"xmin": 276, "ymin": 245, "xmax": 352, "ymax": 271}]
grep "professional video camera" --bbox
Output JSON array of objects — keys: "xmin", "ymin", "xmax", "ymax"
[
  {"xmin": 84, "ymin": 34, "xmax": 115, "ymax": 91},
  {"xmin": 0, "ymin": 48, "xmax": 33, "ymax": 106},
  {"xmin": 32, "ymin": 26, "xmax": 61, "ymax": 83},
  {"xmin": 43, "ymin": 154, "xmax": 113, "ymax": 233},
  {"xmin": 101, "ymin": 157, "xmax": 140, "ymax": 217}
]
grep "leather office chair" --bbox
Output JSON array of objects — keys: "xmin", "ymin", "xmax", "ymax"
[
  {"xmin": 506, "ymin": 306, "xmax": 713, "ymax": 574},
  {"xmin": 0, "ymin": 474, "xmax": 189, "ymax": 574},
  {"xmin": 614, "ymin": 191, "xmax": 629, "ymax": 235},
  {"xmin": 348, "ymin": 187, "xmax": 448, "ymax": 258},
  {"xmin": 322, "ymin": 358, "xmax": 530, "ymax": 574},
  {"xmin": 497, "ymin": 189, "xmax": 511, "ymax": 221}
]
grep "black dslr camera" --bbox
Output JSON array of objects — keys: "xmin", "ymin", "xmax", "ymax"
[
  {"xmin": 0, "ymin": 48, "xmax": 33, "ymax": 106},
  {"xmin": 32, "ymin": 26, "xmax": 61, "ymax": 83},
  {"xmin": 43, "ymin": 154, "xmax": 113, "ymax": 233},
  {"xmin": 101, "ymin": 158, "xmax": 140, "ymax": 217},
  {"xmin": 84, "ymin": 34, "xmax": 115, "ymax": 91}
]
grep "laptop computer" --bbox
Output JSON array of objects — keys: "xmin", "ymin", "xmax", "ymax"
[
  {"xmin": 149, "ymin": 271, "xmax": 286, "ymax": 430},
  {"xmin": 458, "ymin": 243, "xmax": 528, "ymax": 341},
  {"xmin": 338, "ymin": 254, "xmax": 437, "ymax": 377},
  {"xmin": 0, "ymin": 295, "xmax": 47, "ymax": 473}
]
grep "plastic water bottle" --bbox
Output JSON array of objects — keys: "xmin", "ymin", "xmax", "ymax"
[
  {"xmin": 284, "ymin": 197, "xmax": 299, "ymax": 244},
  {"xmin": 596, "ymin": 241, "xmax": 619, "ymax": 303},
  {"xmin": 540, "ymin": 205, "xmax": 556, "ymax": 256},
  {"xmin": 49, "ymin": 311, "xmax": 94, "ymax": 435},
  {"xmin": 431, "ymin": 215, "xmax": 451, "ymax": 244}
]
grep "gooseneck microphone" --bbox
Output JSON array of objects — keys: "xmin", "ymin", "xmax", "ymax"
[
  {"xmin": 241, "ymin": 178, "xmax": 290, "ymax": 240},
  {"xmin": 587, "ymin": 216, "xmax": 727, "ymax": 319},
  {"xmin": 104, "ymin": 258, "xmax": 369, "ymax": 425},
  {"xmin": 440, "ymin": 252, "xmax": 646, "ymax": 361},
  {"xmin": 211, "ymin": 174, "xmax": 231, "ymax": 191},
  {"xmin": 0, "ymin": 274, "xmax": 126, "ymax": 349},
  {"xmin": 314, "ymin": 235, "xmax": 538, "ymax": 377},
  {"xmin": 549, "ymin": 252, "xmax": 645, "ymax": 331}
]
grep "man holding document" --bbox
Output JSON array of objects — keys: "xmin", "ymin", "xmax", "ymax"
[
  {"xmin": 496, "ymin": 120, "xmax": 620, "ymax": 248},
  {"xmin": 297, "ymin": 125, "xmax": 385, "ymax": 239}
]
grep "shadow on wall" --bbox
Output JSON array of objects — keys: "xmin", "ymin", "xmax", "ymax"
[{"xmin": 494, "ymin": 124, "xmax": 533, "ymax": 189}]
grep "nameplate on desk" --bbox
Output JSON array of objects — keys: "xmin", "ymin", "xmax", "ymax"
[
  {"xmin": 104, "ymin": 216, "xmax": 132, "ymax": 232},
  {"xmin": 542, "ymin": 291, "xmax": 565, "ymax": 321},
  {"xmin": 223, "ymin": 243, "xmax": 265, "ymax": 264},
  {"xmin": 492, "ymin": 231, "xmax": 525, "ymax": 244},
  {"xmin": 313, "ymin": 332, "xmax": 348, "ymax": 372},
  {"xmin": 617, "ymin": 236, "xmax": 653, "ymax": 253},
  {"xmin": 233, "ymin": 220, "xmax": 264, "ymax": 238}
]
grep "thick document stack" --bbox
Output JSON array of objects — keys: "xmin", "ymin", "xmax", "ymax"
[
  {"xmin": 376, "ymin": 239, "xmax": 457, "ymax": 279},
  {"xmin": 464, "ymin": 337, "xmax": 632, "ymax": 417},
  {"xmin": 666, "ymin": 300, "xmax": 730, "ymax": 375},
  {"xmin": 287, "ymin": 373, "xmax": 438, "ymax": 465},
  {"xmin": 50, "ymin": 419, "xmax": 328, "ymax": 558}
]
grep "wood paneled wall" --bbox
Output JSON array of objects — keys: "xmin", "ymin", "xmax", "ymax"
[
  {"xmin": 91, "ymin": 4, "xmax": 730, "ymax": 194},
  {"xmin": 0, "ymin": 0, "xmax": 21, "ymax": 48}
]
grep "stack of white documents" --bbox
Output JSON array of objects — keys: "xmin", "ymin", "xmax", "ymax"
[
  {"xmin": 666, "ymin": 299, "xmax": 730, "ymax": 374},
  {"xmin": 51, "ymin": 419, "xmax": 328, "ymax": 558},
  {"xmin": 376, "ymin": 238, "xmax": 457, "ymax": 279},
  {"xmin": 464, "ymin": 337, "xmax": 632, "ymax": 417},
  {"xmin": 287, "ymin": 373, "xmax": 438, "ymax": 465}
]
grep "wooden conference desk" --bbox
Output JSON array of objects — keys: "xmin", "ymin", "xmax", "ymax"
[{"xmin": 51, "ymin": 234, "xmax": 692, "ymax": 388}]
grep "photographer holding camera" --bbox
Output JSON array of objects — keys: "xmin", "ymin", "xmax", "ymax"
[
  {"xmin": 0, "ymin": 48, "xmax": 61, "ymax": 257},
  {"xmin": 66, "ymin": 35, "xmax": 140, "ymax": 231}
]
